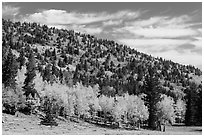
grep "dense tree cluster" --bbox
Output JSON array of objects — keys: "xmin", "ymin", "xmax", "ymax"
[{"xmin": 2, "ymin": 19, "xmax": 202, "ymax": 128}]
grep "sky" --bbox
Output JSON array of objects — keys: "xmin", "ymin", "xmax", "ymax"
[{"xmin": 2, "ymin": 2, "xmax": 202, "ymax": 69}]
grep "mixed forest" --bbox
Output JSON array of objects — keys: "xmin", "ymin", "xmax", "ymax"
[{"xmin": 2, "ymin": 19, "xmax": 202, "ymax": 131}]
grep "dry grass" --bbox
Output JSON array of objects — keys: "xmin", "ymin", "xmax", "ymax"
[{"xmin": 2, "ymin": 113, "xmax": 202, "ymax": 135}]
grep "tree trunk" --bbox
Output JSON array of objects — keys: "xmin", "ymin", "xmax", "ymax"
[{"xmin": 138, "ymin": 122, "xmax": 141, "ymax": 130}]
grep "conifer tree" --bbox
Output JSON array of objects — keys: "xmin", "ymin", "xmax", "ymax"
[
  {"xmin": 17, "ymin": 48, "xmax": 26, "ymax": 70},
  {"xmin": 52, "ymin": 48, "xmax": 57, "ymax": 60},
  {"xmin": 43, "ymin": 64, "xmax": 52, "ymax": 82},
  {"xmin": 23, "ymin": 51, "xmax": 37, "ymax": 99},
  {"xmin": 143, "ymin": 67, "xmax": 162, "ymax": 129},
  {"xmin": 2, "ymin": 48, "xmax": 18, "ymax": 88},
  {"xmin": 184, "ymin": 82, "xmax": 201, "ymax": 126}
]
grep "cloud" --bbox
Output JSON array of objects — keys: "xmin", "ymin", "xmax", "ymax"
[
  {"xmin": 22, "ymin": 9, "xmax": 141, "ymax": 25},
  {"xmin": 2, "ymin": 4, "xmax": 20, "ymax": 17},
  {"xmin": 82, "ymin": 26, "xmax": 103, "ymax": 35},
  {"xmin": 126, "ymin": 15, "xmax": 192, "ymax": 28},
  {"xmin": 103, "ymin": 20, "xmax": 123, "ymax": 26},
  {"xmin": 126, "ymin": 27, "xmax": 198, "ymax": 38},
  {"xmin": 191, "ymin": 36, "xmax": 202, "ymax": 48},
  {"xmin": 116, "ymin": 15, "xmax": 200, "ymax": 39},
  {"xmin": 48, "ymin": 24, "xmax": 103, "ymax": 35},
  {"xmin": 118, "ymin": 38, "xmax": 191, "ymax": 53},
  {"xmin": 177, "ymin": 44, "xmax": 196, "ymax": 50},
  {"xmin": 21, "ymin": 9, "xmax": 141, "ymax": 35},
  {"xmin": 68, "ymin": 24, "xmax": 103, "ymax": 35}
]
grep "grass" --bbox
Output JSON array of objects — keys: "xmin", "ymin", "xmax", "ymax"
[{"xmin": 2, "ymin": 113, "xmax": 202, "ymax": 135}]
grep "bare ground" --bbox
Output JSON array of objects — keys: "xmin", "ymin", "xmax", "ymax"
[{"xmin": 2, "ymin": 113, "xmax": 202, "ymax": 135}]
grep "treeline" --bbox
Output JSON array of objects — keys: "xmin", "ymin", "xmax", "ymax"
[{"xmin": 2, "ymin": 19, "xmax": 202, "ymax": 129}]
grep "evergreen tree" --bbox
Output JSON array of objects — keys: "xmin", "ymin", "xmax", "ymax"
[
  {"xmin": 52, "ymin": 48, "xmax": 57, "ymax": 60},
  {"xmin": 43, "ymin": 64, "xmax": 52, "ymax": 82},
  {"xmin": 196, "ymin": 84, "xmax": 202, "ymax": 126},
  {"xmin": 17, "ymin": 48, "xmax": 26, "ymax": 70},
  {"xmin": 184, "ymin": 82, "xmax": 201, "ymax": 126},
  {"xmin": 52, "ymin": 63, "xmax": 59, "ymax": 78},
  {"xmin": 143, "ymin": 67, "xmax": 162, "ymax": 129},
  {"xmin": 63, "ymin": 55, "xmax": 68, "ymax": 64},
  {"xmin": 23, "ymin": 51, "xmax": 37, "ymax": 99},
  {"xmin": 58, "ymin": 58, "xmax": 65, "ymax": 68},
  {"xmin": 2, "ymin": 48, "xmax": 18, "ymax": 88}
]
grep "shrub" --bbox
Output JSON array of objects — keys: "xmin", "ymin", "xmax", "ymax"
[
  {"xmin": 40, "ymin": 95, "xmax": 59, "ymax": 126},
  {"xmin": 2, "ymin": 85, "xmax": 32, "ymax": 115},
  {"xmin": 2, "ymin": 86, "xmax": 19, "ymax": 115}
]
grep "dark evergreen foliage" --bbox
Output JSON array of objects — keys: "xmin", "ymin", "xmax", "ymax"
[
  {"xmin": 143, "ymin": 68, "xmax": 162, "ymax": 129},
  {"xmin": 185, "ymin": 82, "xmax": 202, "ymax": 126},
  {"xmin": 2, "ymin": 48, "xmax": 18, "ymax": 88},
  {"xmin": 23, "ymin": 51, "xmax": 37, "ymax": 99}
]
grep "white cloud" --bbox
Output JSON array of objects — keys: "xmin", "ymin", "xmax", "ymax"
[
  {"xmin": 122, "ymin": 26, "xmax": 199, "ymax": 38},
  {"xmin": 126, "ymin": 15, "xmax": 191, "ymax": 28},
  {"xmin": 22, "ymin": 9, "xmax": 141, "ymax": 25},
  {"xmin": 82, "ymin": 27, "xmax": 103, "ymax": 35},
  {"xmin": 48, "ymin": 24, "xmax": 102, "ymax": 35},
  {"xmin": 103, "ymin": 20, "xmax": 122, "ymax": 26},
  {"xmin": 119, "ymin": 15, "xmax": 200, "ymax": 38},
  {"xmin": 2, "ymin": 4, "xmax": 20, "ymax": 17},
  {"xmin": 118, "ymin": 38, "xmax": 191, "ymax": 53},
  {"xmin": 21, "ymin": 9, "xmax": 141, "ymax": 35},
  {"xmin": 69, "ymin": 25, "xmax": 103, "ymax": 35},
  {"xmin": 126, "ymin": 16, "xmax": 166, "ymax": 27}
]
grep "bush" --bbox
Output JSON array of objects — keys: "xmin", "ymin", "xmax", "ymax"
[
  {"xmin": 40, "ymin": 95, "xmax": 59, "ymax": 126},
  {"xmin": 2, "ymin": 85, "xmax": 32, "ymax": 115},
  {"xmin": 2, "ymin": 86, "xmax": 19, "ymax": 115}
]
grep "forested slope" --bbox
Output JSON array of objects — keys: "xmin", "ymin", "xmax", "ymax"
[{"xmin": 2, "ymin": 19, "xmax": 202, "ymax": 129}]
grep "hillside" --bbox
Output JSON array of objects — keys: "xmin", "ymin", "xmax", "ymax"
[
  {"xmin": 2, "ymin": 19, "xmax": 202, "ymax": 92},
  {"xmin": 2, "ymin": 18, "xmax": 202, "ymax": 133}
]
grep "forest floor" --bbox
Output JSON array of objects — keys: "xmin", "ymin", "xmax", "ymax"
[{"xmin": 2, "ymin": 113, "xmax": 202, "ymax": 135}]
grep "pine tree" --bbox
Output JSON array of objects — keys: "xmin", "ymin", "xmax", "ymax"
[
  {"xmin": 2, "ymin": 48, "xmax": 18, "ymax": 88},
  {"xmin": 196, "ymin": 84, "xmax": 202, "ymax": 126},
  {"xmin": 143, "ymin": 67, "xmax": 162, "ymax": 129},
  {"xmin": 58, "ymin": 58, "xmax": 65, "ymax": 68},
  {"xmin": 17, "ymin": 49, "xmax": 26, "ymax": 70},
  {"xmin": 23, "ymin": 51, "xmax": 37, "ymax": 99},
  {"xmin": 2, "ymin": 39, "xmax": 9, "ymax": 65},
  {"xmin": 184, "ymin": 82, "xmax": 201, "ymax": 126},
  {"xmin": 63, "ymin": 55, "xmax": 68, "ymax": 64},
  {"xmin": 43, "ymin": 64, "xmax": 52, "ymax": 82}
]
